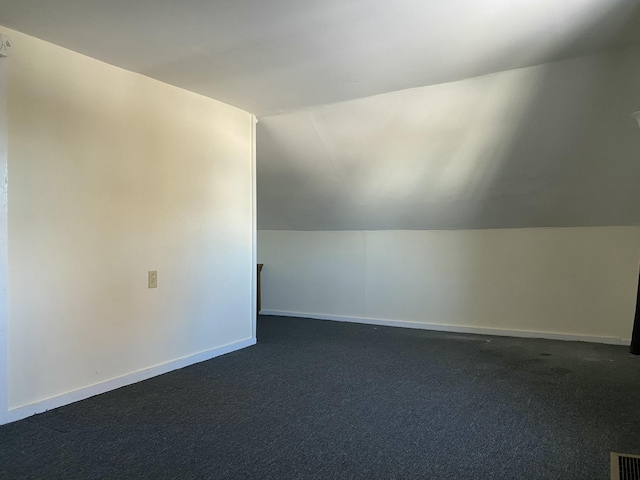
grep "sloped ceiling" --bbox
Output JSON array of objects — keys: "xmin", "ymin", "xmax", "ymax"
[
  {"xmin": 1, "ymin": 0, "xmax": 640, "ymax": 230},
  {"xmin": 258, "ymin": 50, "xmax": 640, "ymax": 230},
  {"xmin": 0, "ymin": 0, "xmax": 640, "ymax": 115}
]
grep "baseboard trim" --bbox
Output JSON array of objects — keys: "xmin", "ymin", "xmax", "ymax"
[
  {"xmin": 4, "ymin": 337, "xmax": 256, "ymax": 425},
  {"xmin": 260, "ymin": 310, "xmax": 631, "ymax": 346}
]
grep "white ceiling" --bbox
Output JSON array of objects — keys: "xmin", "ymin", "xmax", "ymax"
[{"xmin": 1, "ymin": 0, "xmax": 639, "ymax": 116}]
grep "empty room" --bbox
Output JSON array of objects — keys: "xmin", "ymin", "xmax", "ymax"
[{"xmin": 1, "ymin": 1, "xmax": 640, "ymax": 479}]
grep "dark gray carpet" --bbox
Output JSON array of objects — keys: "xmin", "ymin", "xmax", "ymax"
[{"xmin": 1, "ymin": 315, "xmax": 639, "ymax": 479}]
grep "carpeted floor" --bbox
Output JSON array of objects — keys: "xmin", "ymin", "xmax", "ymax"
[{"xmin": 1, "ymin": 315, "xmax": 639, "ymax": 479}]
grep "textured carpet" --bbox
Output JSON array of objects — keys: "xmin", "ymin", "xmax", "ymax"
[{"xmin": 1, "ymin": 315, "xmax": 639, "ymax": 479}]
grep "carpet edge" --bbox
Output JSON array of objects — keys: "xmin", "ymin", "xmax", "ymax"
[
  {"xmin": 3, "ymin": 336, "xmax": 257, "ymax": 425},
  {"xmin": 259, "ymin": 310, "xmax": 629, "ymax": 346}
]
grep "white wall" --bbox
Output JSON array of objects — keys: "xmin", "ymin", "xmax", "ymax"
[
  {"xmin": 256, "ymin": 49, "xmax": 640, "ymax": 347},
  {"xmin": 259, "ymin": 228, "xmax": 640, "ymax": 343},
  {"xmin": 4, "ymin": 28, "xmax": 255, "ymax": 417}
]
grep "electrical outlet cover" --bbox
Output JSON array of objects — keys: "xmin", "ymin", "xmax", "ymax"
[{"xmin": 148, "ymin": 270, "xmax": 158, "ymax": 288}]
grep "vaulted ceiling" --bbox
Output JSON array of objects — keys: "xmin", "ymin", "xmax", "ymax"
[{"xmin": 1, "ymin": 0, "xmax": 640, "ymax": 230}]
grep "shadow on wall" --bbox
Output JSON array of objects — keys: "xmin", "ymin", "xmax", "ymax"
[
  {"xmin": 257, "ymin": 43, "xmax": 640, "ymax": 228},
  {"xmin": 457, "ymin": 7, "xmax": 640, "ymax": 338},
  {"xmin": 256, "ymin": 3, "xmax": 640, "ymax": 339}
]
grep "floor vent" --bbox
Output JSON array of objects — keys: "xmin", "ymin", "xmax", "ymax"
[{"xmin": 611, "ymin": 452, "xmax": 640, "ymax": 480}]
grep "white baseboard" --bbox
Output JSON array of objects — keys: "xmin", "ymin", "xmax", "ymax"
[
  {"xmin": 4, "ymin": 337, "xmax": 256, "ymax": 425},
  {"xmin": 260, "ymin": 310, "xmax": 631, "ymax": 346}
]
